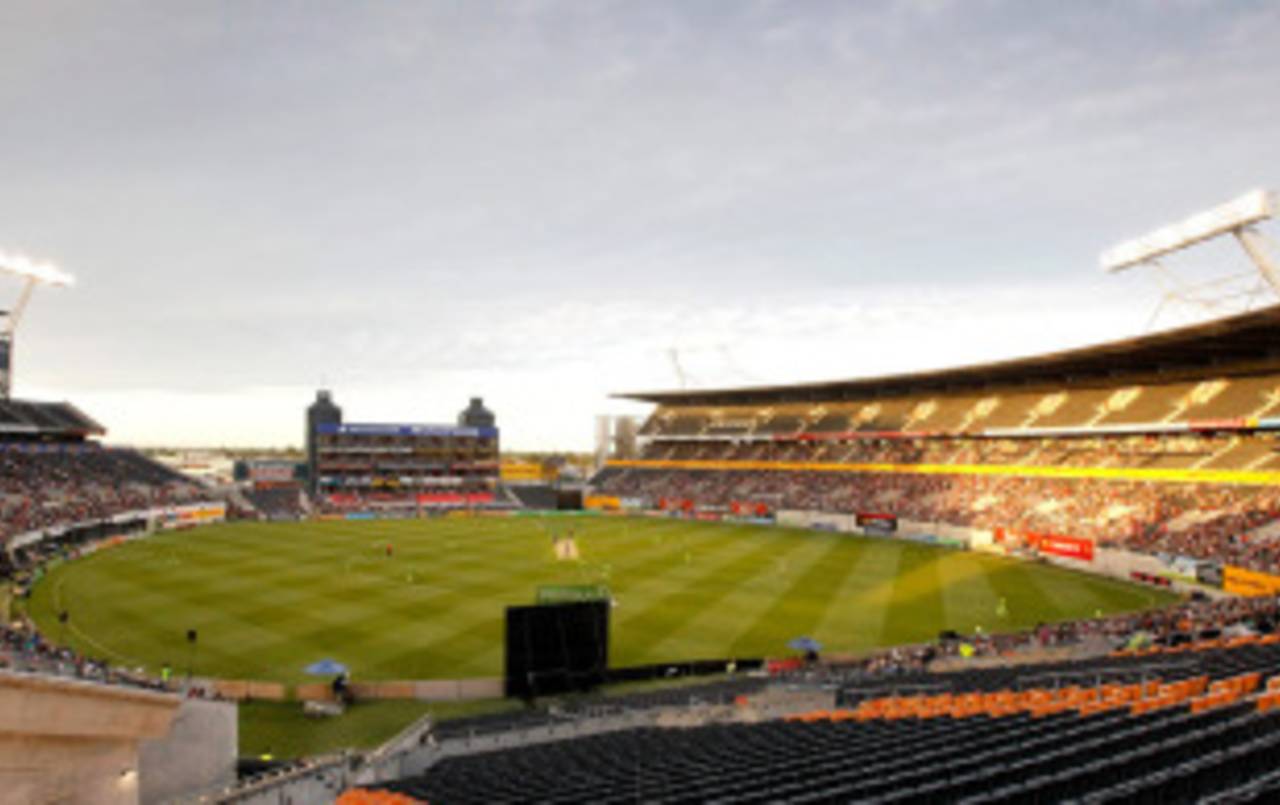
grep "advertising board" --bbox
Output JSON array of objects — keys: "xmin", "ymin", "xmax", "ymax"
[
  {"xmin": 1222, "ymin": 565, "xmax": 1280, "ymax": 597},
  {"xmin": 1025, "ymin": 532, "xmax": 1095, "ymax": 562}
]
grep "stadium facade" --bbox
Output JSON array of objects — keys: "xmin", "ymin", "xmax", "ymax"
[{"xmin": 305, "ymin": 390, "xmax": 500, "ymax": 512}]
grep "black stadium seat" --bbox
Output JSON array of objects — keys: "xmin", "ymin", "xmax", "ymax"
[
  {"xmin": 368, "ymin": 636, "xmax": 1280, "ymax": 804},
  {"xmin": 377, "ymin": 704, "xmax": 1280, "ymax": 804}
]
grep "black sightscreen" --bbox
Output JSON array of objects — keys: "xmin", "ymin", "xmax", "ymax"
[
  {"xmin": 504, "ymin": 601, "xmax": 609, "ymax": 699},
  {"xmin": 556, "ymin": 488, "xmax": 583, "ymax": 510}
]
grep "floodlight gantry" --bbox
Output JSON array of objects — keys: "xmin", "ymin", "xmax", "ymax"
[
  {"xmin": 0, "ymin": 250, "xmax": 75, "ymax": 399},
  {"xmin": 1100, "ymin": 189, "xmax": 1280, "ymax": 327}
]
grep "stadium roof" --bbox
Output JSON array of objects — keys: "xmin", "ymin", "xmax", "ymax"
[
  {"xmin": 0, "ymin": 399, "xmax": 106, "ymax": 437},
  {"xmin": 617, "ymin": 304, "xmax": 1280, "ymax": 405}
]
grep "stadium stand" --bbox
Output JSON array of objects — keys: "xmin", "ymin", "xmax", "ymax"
[
  {"xmin": 0, "ymin": 443, "xmax": 209, "ymax": 544},
  {"xmin": 0, "ymin": 399, "xmax": 102, "ymax": 437},
  {"xmin": 305, "ymin": 392, "xmax": 501, "ymax": 515},
  {"xmin": 377, "ymin": 701, "xmax": 1280, "ymax": 804},
  {"xmin": 0, "ymin": 397, "xmax": 227, "ymax": 711},
  {"xmin": 597, "ymin": 469, "xmax": 1280, "ymax": 571},
  {"xmin": 598, "ymin": 306, "xmax": 1280, "ymax": 576},
  {"xmin": 357, "ymin": 600, "xmax": 1280, "ymax": 805},
  {"xmin": 242, "ymin": 485, "xmax": 307, "ymax": 520}
]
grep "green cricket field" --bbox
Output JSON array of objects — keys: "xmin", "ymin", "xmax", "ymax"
[{"xmin": 26, "ymin": 515, "xmax": 1177, "ymax": 684}]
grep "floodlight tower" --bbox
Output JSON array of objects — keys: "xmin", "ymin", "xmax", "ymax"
[
  {"xmin": 0, "ymin": 250, "xmax": 75, "ymax": 399},
  {"xmin": 1100, "ymin": 189, "xmax": 1280, "ymax": 327}
]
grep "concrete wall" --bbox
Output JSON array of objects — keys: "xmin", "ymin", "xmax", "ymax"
[
  {"xmin": 139, "ymin": 698, "xmax": 237, "ymax": 805},
  {"xmin": 211, "ymin": 680, "xmax": 287, "ymax": 701},
  {"xmin": 0, "ymin": 733, "xmax": 140, "ymax": 805},
  {"xmin": 777, "ymin": 510, "xmax": 984, "ymax": 548},
  {"xmin": 294, "ymin": 678, "xmax": 504, "ymax": 702},
  {"xmin": 777, "ymin": 509, "xmax": 859, "ymax": 533},
  {"xmin": 1041, "ymin": 546, "xmax": 1225, "ymax": 597},
  {"xmin": 0, "ymin": 671, "xmax": 178, "ymax": 805}
]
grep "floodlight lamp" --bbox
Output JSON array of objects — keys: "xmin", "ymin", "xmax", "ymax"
[
  {"xmin": 0, "ymin": 250, "xmax": 75, "ymax": 287},
  {"xmin": 1100, "ymin": 189, "xmax": 1276, "ymax": 273}
]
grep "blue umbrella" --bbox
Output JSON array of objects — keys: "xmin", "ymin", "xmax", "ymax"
[
  {"xmin": 304, "ymin": 659, "xmax": 349, "ymax": 676},
  {"xmin": 788, "ymin": 637, "xmax": 822, "ymax": 654}
]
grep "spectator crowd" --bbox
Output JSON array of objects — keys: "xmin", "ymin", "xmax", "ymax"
[
  {"xmin": 0, "ymin": 445, "xmax": 209, "ymax": 544},
  {"xmin": 601, "ymin": 464, "xmax": 1280, "ymax": 572}
]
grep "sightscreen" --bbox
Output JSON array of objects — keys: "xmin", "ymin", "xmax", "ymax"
[{"xmin": 504, "ymin": 601, "xmax": 609, "ymax": 698}]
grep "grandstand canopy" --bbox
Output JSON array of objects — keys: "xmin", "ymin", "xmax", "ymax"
[
  {"xmin": 0, "ymin": 399, "xmax": 105, "ymax": 438},
  {"xmin": 617, "ymin": 304, "xmax": 1280, "ymax": 406}
]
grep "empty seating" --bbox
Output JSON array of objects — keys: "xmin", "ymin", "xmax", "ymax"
[
  {"xmin": 373, "ymin": 701, "xmax": 1280, "ymax": 804},
  {"xmin": 358, "ymin": 633, "xmax": 1280, "ymax": 803}
]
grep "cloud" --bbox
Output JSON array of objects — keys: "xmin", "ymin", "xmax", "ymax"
[
  {"xmin": 2, "ymin": 1, "xmax": 1279, "ymax": 448},
  {"xmin": 23, "ymin": 274, "xmax": 1209, "ymax": 450}
]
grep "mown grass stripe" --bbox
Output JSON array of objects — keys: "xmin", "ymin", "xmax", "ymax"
[
  {"xmin": 726, "ymin": 533, "xmax": 861, "ymax": 658},
  {"xmin": 880, "ymin": 544, "xmax": 948, "ymax": 646},
  {"xmin": 811, "ymin": 537, "xmax": 898, "ymax": 654},
  {"xmin": 935, "ymin": 551, "xmax": 1005, "ymax": 636},
  {"xmin": 613, "ymin": 527, "xmax": 825, "ymax": 664},
  {"xmin": 23, "ymin": 519, "xmax": 1181, "ymax": 682}
]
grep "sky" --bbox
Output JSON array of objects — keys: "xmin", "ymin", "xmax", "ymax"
[{"xmin": 3, "ymin": 0, "xmax": 1280, "ymax": 450}]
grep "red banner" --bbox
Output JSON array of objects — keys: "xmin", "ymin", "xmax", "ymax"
[
  {"xmin": 1026, "ymin": 532, "xmax": 1094, "ymax": 561},
  {"xmin": 416, "ymin": 492, "xmax": 494, "ymax": 505},
  {"xmin": 657, "ymin": 497, "xmax": 695, "ymax": 512},
  {"xmin": 1131, "ymin": 571, "xmax": 1172, "ymax": 587},
  {"xmin": 730, "ymin": 501, "xmax": 772, "ymax": 517}
]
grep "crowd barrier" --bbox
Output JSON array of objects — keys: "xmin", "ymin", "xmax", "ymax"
[
  {"xmin": 209, "ymin": 658, "xmax": 762, "ymax": 704},
  {"xmin": 216, "ymin": 678, "xmax": 505, "ymax": 704},
  {"xmin": 7, "ymin": 500, "xmax": 226, "ymax": 551},
  {"xmin": 212, "ymin": 680, "xmax": 288, "ymax": 701},
  {"xmin": 601, "ymin": 658, "xmax": 763, "ymax": 685},
  {"xmin": 775, "ymin": 510, "xmax": 972, "ymax": 550},
  {"xmin": 773, "ymin": 508, "xmax": 1231, "ymax": 598},
  {"xmin": 158, "ymin": 502, "xmax": 228, "ymax": 529}
]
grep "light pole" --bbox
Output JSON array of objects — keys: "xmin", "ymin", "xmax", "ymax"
[{"xmin": 0, "ymin": 250, "xmax": 75, "ymax": 400}]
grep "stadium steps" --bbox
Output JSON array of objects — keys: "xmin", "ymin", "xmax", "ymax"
[{"xmin": 1245, "ymin": 517, "xmax": 1280, "ymax": 544}]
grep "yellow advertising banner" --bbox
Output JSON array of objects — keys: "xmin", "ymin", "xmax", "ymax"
[
  {"xmin": 604, "ymin": 459, "xmax": 1280, "ymax": 487},
  {"xmin": 1222, "ymin": 565, "xmax": 1280, "ymax": 597},
  {"xmin": 583, "ymin": 495, "xmax": 622, "ymax": 511},
  {"xmin": 501, "ymin": 461, "xmax": 553, "ymax": 482}
]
